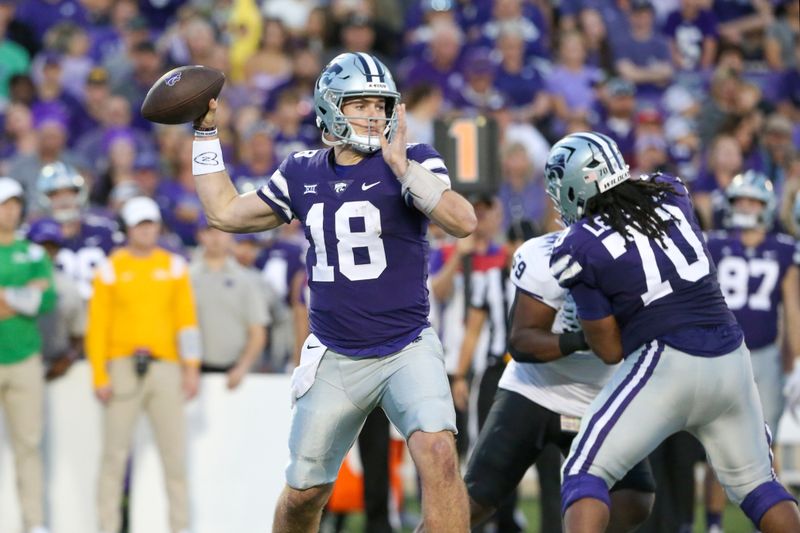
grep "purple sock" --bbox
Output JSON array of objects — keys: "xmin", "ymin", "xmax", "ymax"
[{"xmin": 706, "ymin": 511, "xmax": 722, "ymax": 528}]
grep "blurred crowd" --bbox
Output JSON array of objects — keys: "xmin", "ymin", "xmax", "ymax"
[
  {"xmin": 0, "ymin": 0, "xmax": 798, "ymax": 531},
  {"xmin": 1, "ymin": 0, "xmax": 798, "ymax": 374}
]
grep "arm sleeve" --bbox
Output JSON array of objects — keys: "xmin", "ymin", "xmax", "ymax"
[{"xmin": 85, "ymin": 261, "xmax": 113, "ymax": 388}]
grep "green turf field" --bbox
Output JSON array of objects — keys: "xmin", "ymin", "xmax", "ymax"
[{"xmin": 330, "ymin": 498, "xmax": 754, "ymax": 532}]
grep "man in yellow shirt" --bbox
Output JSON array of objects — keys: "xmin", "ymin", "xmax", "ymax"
[{"xmin": 85, "ymin": 196, "xmax": 200, "ymax": 533}]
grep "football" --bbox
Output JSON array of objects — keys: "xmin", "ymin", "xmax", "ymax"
[{"xmin": 140, "ymin": 65, "xmax": 225, "ymax": 125}]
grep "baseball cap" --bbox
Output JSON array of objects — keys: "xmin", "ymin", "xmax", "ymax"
[
  {"xmin": 27, "ymin": 218, "xmax": 64, "ymax": 245},
  {"xmin": 630, "ymin": 0, "xmax": 654, "ymax": 11},
  {"xmin": 464, "ymin": 48, "xmax": 496, "ymax": 76},
  {"xmin": 636, "ymin": 107, "xmax": 663, "ymax": 125},
  {"xmin": 0, "ymin": 177, "xmax": 24, "ymax": 204},
  {"xmin": 606, "ymin": 77, "xmax": 636, "ymax": 97},
  {"xmin": 121, "ymin": 196, "xmax": 161, "ymax": 227},
  {"xmin": 765, "ymin": 114, "xmax": 792, "ymax": 135},
  {"xmin": 86, "ymin": 67, "xmax": 109, "ymax": 85},
  {"xmin": 343, "ymin": 13, "xmax": 373, "ymax": 28}
]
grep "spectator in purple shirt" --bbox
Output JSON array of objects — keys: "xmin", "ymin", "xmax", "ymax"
[
  {"xmin": 74, "ymin": 94, "xmax": 154, "ymax": 178},
  {"xmin": 398, "ymin": 20, "xmax": 464, "ymax": 107},
  {"xmin": 493, "ymin": 28, "xmax": 550, "ymax": 124},
  {"xmin": 15, "ymin": 0, "xmax": 87, "ymax": 46},
  {"xmin": 155, "ymin": 134, "xmax": 203, "ymax": 246},
  {"xmin": 88, "ymin": 0, "xmax": 140, "ymax": 64},
  {"xmin": 612, "ymin": 0, "xmax": 673, "ymax": 104},
  {"xmin": 448, "ymin": 47, "xmax": 507, "ymax": 116},
  {"xmin": 268, "ymin": 90, "xmax": 319, "ymax": 163},
  {"xmin": 0, "ymin": 103, "xmax": 36, "ymax": 166},
  {"xmin": 30, "ymin": 53, "xmax": 84, "ymax": 143},
  {"xmin": 229, "ymin": 121, "xmax": 278, "ymax": 195},
  {"xmin": 71, "ymin": 67, "xmax": 110, "ymax": 141},
  {"xmin": 693, "ymin": 133, "xmax": 743, "ymax": 228},
  {"xmin": 404, "ymin": 0, "xmax": 462, "ymax": 57},
  {"xmin": 497, "ymin": 140, "xmax": 549, "ymax": 231},
  {"xmin": 577, "ymin": 7, "xmax": 615, "ymax": 73},
  {"xmin": 474, "ymin": 0, "xmax": 548, "ymax": 59},
  {"xmin": 713, "ymin": 0, "xmax": 773, "ymax": 49},
  {"xmin": 111, "ymin": 41, "xmax": 165, "ymax": 131},
  {"xmin": 242, "ymin": 17, "xmax": 292, "ymax": 108},
  {"xmin": 663, "ymin": 0, "xmax": 719, "ymax": 72},
  {"xmin": 37, "ymin": 22, "xmax": 93, "ymax": 102},
  {"xmin": 405, "ymin": 83, "xmax": 443, "ymax": 145},
  {"xmin": 595, "ymin": 78, "xmax": 638, "ymax": 165},
  {"xmin": 545, "ymin": 30, "xmax": 603, "ymax": 136},
  {"xmin": 263, "ymin": 47, "xmax": 320, "ymax": 127}
]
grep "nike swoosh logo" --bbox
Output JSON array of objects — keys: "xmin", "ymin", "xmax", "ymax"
[
  {"xmin": 306, "ymin": 345, "xmax": 320, "ymax": 349},
  {"xmin": 362, "ymin": 181, "xmax": 380, "ymax": 191}
]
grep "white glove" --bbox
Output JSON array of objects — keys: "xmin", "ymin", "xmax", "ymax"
[
  {"xmin": 559, "ymin": 293, "xmax": 582, "ymax": 333},
  {"xmin": 783, "ymin": 365, "xmax": 800, "ymax": 420}
]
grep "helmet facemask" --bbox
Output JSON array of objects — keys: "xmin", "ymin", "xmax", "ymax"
[
  {"xmin": 320, "ymin": 92, "xmax": 399, "ymax": 153},
  {"xmin": 37, "ymin": 162, "xmax": 88, "ymax": 223},
  {"xmin": 723, "ymin": 171, "xmax": 775, "ymax": 230}
]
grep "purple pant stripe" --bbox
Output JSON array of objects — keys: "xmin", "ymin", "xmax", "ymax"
[
  {"xmin": 563, "ymin": 340, "xmax": 657, "ymax": 475},
  {"xmin": 580, "ymin": 341, "xmax": 664, "ymax": 473}
]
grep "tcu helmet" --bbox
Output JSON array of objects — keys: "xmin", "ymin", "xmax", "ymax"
[
  {"xmin": 314, "ymin": 52, "xmax": 400, "ymax": 153},
  {"xmin": 723, "ymin": 170, "xmax": 776, "ymax": 230},
  {"xmin": 37, "ymin": 161, "xmax": 88, "ymax": 222},
  {"xmin": 544, "ymin": 132, "xmax": 630, "ymax": 224}
]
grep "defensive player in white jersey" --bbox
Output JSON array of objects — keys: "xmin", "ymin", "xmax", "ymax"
[
  {"xmin": 191, "ymin": 52, "xmax": 476, "ymax": 533},
  {"xmin": 545, "ymin": 131, "xmax": 799, "ymax": 532},
  {"xmin": 462, "ymin": 231, "xmax": 655, "ymax": 532}
]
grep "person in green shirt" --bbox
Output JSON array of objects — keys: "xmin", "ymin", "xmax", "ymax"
[{"xmin": 0, "ymin": 177, "xmax": 55, "ymax": 533}]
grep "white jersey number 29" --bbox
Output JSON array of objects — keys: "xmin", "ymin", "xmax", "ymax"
[{"xmin": 307, "ymin": 201, "xmax": 387, "ymax": 282}]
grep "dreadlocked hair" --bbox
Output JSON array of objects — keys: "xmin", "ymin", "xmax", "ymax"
[{"xmin": 584, "ymin": 175, "xmax": 682, "ymax": 247}]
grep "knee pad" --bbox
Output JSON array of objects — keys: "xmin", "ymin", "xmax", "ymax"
[
  {"xmin": 561, "ymin": 473, "xmax": 611, "ymax": 516},
  {"xmin": 740, "ymin": 480, "xmax": 797, "ymax": 527}
]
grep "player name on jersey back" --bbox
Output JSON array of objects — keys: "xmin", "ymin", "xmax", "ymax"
[{"xmin": 550, "ymin": 173, "xmax": 742, "ymax": 357}]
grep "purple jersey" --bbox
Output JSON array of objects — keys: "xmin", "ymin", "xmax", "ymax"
[
  {"xmin": 663, "ymin": 9, "xmax": 718, "ymax": 71},
  {"xmin": 257, "ymin": 144, "xmax": 449, "ymax": 357},
  {"xmin": 550, "ymin": 174, "xmax": 742, "ymax": 356},
  {"xmin": 255, "ymin": 239, "xmax": 305, "ymax": 305},
  {"xmin": 707, "ymin": 231, "xmax": 800, "ymax": 350},
  {"xmin": 55, "ymin": 213, "xmax": 122, "ymax": 299}
]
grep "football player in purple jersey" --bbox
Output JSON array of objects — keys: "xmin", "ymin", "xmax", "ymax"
[
  {"xmin": 545, "ymin": 131, "xmax": 799, "ymax": 533},
  {"xmin": 35, "ymin": 162, "xmax": 122, "ymax": 299},
  {"xmin": 703, "ymin": 171, "xmax": 800, "ymax": 531},
  {"xmin": 191, "ymin": 52, "xmax": 476, "ymax": 533},
  {"xmin": 707, "ymin": 171, "xmax": 800, "ymax": 437}
]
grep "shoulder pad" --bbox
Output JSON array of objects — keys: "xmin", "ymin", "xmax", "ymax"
[{"xmin": 511, "ymin": 232, "xmax": 566, "ymax": 309}]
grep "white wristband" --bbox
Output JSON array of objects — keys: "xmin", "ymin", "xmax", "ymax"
[{"xmin": 192, "ymin": 138, "xmax": 225, "ymax": 176}]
